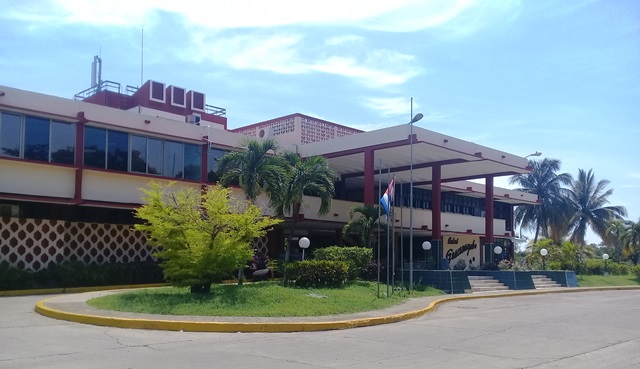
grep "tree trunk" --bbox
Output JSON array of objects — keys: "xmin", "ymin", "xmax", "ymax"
[{"xmin": 190, "ymin": 282, "xmax": 211, "ymax": 294}]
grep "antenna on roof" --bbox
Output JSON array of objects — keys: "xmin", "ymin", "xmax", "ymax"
[
  {"xmin": 91, "ymin": 55, "xmax": 102, "ymax": 90},
  {"xmin": 141, "ymin": 25, "xmax": 144, "ymax": 87}
]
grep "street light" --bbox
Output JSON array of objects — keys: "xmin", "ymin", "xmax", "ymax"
[
  {"xmin": 525, "ymin": 151, "xmax": 542, "ymax": 159},
  {"xmin": 422, "ymin": 241, "xmax": 431, "ymax": 269},
  {"xmin": 408, "ymin": 111, "xmax": 424, "ymax": 290},
  {"xmin": 603, "ymin": 253, "xmax": 609, "ymax": 275},
  {"xmin": 540, "ymin": 248, "xmax": 548, "ymax": 270},
  {"xmin": 299, "ymin": 237, "xmax": 310, "ymax": 261},
  {"xmin": 494, "ymin": 245, "xmax": 503, "ymax": 263}
]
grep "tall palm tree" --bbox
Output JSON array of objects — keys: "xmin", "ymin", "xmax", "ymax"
[
  {"xmin": 566, "ymin": 169, "xmax": 627, "ymax": 246},
  {"xmin": 216, "ymin": 138, "xmax": 285, "ymax": 203},
  {"xmin": 271, "ymin": 151, "xmax": 336, "ymax": 261},
  {"xmin": 342, "ymin": 204, "xmax": 381, "ymax": 248},
  {"xmin": 509, "ymin": 158, "xmax": 573, "ymax": 243},
  {"xmin": 605, "ymin": 219, "xmax": 628, "ymax": 262},
  {"xmin": 622, "ymin": 219, "xmax": 640, "ymax": 265}
]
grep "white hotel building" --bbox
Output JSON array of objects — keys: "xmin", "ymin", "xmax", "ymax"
[{"xmin": 0, "ymin": 78, "xmax": 538, "ymax": 273}]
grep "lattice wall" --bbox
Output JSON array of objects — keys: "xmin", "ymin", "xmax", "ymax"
[
  {"xmin": 300, "ymin": 116, "xmax": 360, "ymax": 144},
  {"xmin": 0, "ymin": 217, "xmax": 154, "ymax": 271}
]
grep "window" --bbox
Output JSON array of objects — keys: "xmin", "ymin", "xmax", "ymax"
[
  {"xmin": 0, "ymin": 112, "xmax": 21, "ymax": 157},
  {"xmin": 24, "ymin": 116, "xmax": 50, "ymax": 161},
  {"xmin": 147, "ymin": 138, "xmax": 162, "ymax": 175},
  {"xmin": 107, "ymin": 131, "xmax": 128, "ymax": 171},
  {"xmin": 183, "ymin": 143, "xmax": 201, "ymax": 181},
  {"xmin": 163, "ymin": 141, "xmax": 184, "ymax": 178},
  {"xmin": 50, "ymin": 121, "xmax": 75, "ymax": 164},
  {"xmin": 84, "ymin": 126, "xmax": 106, "ymax": 168},
  {"xmin": 207, "ymin": 148, "xmax": 227, "ymax": 182},
  {"xmin": 131, "ymin": 135, "xmax": 162, "ymax": 175}
]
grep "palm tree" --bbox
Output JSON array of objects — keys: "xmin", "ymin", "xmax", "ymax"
[
  {"xmin": 509, "ymin": 158, "xmax": 573, "ymax": 243},
  {"xmin": 605, "ymin": 219, "xmax": 628, "ymax": 262},
  {"xmin": 566, "ymin": 169, "xmax": 627, "ymax": 246},
  {"xmin": 622, "ymin": 219, "xmax": 640, "ymax": 265},
  {"xmin": 271, "ymin": 151, "xmax": 336, "ymax": 261},
  {"xmin": 216, "ymin": 138, "xmax": 285, "ymax": 203},
  {"xmin": 342, "ymin": 204, "xmax": 381, "ymax": 248}
]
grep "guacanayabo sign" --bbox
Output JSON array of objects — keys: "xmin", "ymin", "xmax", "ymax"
[{"xmin": 443, "ymin": 235, "xmax": 481, "ymax": 269}]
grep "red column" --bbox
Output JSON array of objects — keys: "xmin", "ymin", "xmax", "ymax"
[
  {"xmin": 364, "ymin": 148, "xmax": 374, "ymax": 205},
  {"xmin": 485, "ymin": 176, "xmax": 494, "ymax": 244},
  {"xmin": 432, "ymin": 165, "xmax": 442, "ymax": 241},
  {"xmin": 73, "ymin": 117, "xmax": 86, "ymax": 205}
]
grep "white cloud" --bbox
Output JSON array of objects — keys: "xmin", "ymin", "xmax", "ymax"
[
  {"xmin": 325, "ymin": 35, "xmax": 365, "ymax": 46},
  {"xmin": 363, "ymin": 97, "xmax": 416, "ymax": 117}
]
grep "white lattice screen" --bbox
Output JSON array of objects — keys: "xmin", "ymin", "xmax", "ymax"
[{"xmin": 0, "ymin": 217, "xmax": 154, "ymax": 271}]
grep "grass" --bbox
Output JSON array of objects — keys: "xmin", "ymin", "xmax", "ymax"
[
  {"xmin": 87, "ymin": 281, "xmax": 444, "ymax": 317},
  {"xmin": 578, "ymin": 274, "xmax": 640, "ymax": 287}
]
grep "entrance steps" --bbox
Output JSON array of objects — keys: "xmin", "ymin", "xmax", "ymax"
[
  {"xmin": 465, "ymin": 276, "xmax": 509, "ymax": 293},
  {"xmin": 532, "ymin": 275, "xmax": 563, "ymax": 289}
]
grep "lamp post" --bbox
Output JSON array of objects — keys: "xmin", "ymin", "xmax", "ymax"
[
  {"xmin": 603, "ymin": 253, "xmax": 609, "ymax": 276},
  {"xmin": 525, "ymin": 151, "xmax": 542, "ymax": 159},
  {"xmin": 493, "ymin": 245, "xmax": 503, "ymax": 263},
  {"xmin": 299, "ymin": 237, "xmax": 310, "ymax": 261},
  {"xmin": 422, "ymin": 241, "xmax": 431, "ymax": 269},
  {"xmin": 540, "ymin": 248, "xmax": 548, "ymax": 270},
  {"xmin": 408, "ymin": 111, "xmax": 424, "ymax": 290}
]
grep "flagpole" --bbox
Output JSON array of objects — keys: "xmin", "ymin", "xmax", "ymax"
[
  {"xmin": 386, "ymin": 167, "xmax": 391, "ymax": 297},
  {"xmin": 400, "ymin": 179, "xmax": 404, "ymax": 290},
  {"xmin": 377, "ymin": 159, "xmax": 382, "ymax": 298},
  {"xmin": 391, "ymin": 175, "xmax": 396, "ymax": 294}
]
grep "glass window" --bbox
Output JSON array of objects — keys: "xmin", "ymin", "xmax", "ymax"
[
  {"xmin": 24, "ymin": 116, "xmax": 49, "ymax": 161},
  {"xmin": 207, "ymin": 148, "xmax": 226, "ymax": 182},
  {"xmin": 0, "ymin": 112, "xmax": 21, "ymax": 157},
  {"xmin": 50, "ymin": 120, "xmax": 75, "ymax": 164},
  {"xmin": 163, "ymin": 141, "xmax": 183, "ymax": 178},
  {"xmin": 130, "ymin": 135, "xmax": 147, "ymax": 173},
  {"xmin": 84, "ymin": 126, "xmax": 106, "ymax": 168},
  {"xmin": 147, "ymin": 138, "xmax": 162, "ymax": 175},
  {"xmin": 107, "ymin": 130, "xmax": 128, "ymax": 171},
  {"xmin": 183, "ymin": 143, "xmax": 201, "ymax": 181}
]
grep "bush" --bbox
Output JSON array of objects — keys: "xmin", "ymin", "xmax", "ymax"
[
  {"xmin": 547, "ymin": 261, "xmax": 564, "ymax": 271},
  {"xmin": 480, "ymin": 262, "xmax": 499, "ymax": 271},
  {"xmin": 287, "ymin": 260, "xmax": 349, "ymax": 288},
  {"xmin": 313, "ymin": 246, "xmax": 372, "ymax": 280},
  {"xmin": 359, "ymin": 261, "xmax": 384, "ymax": 281},
  {"xmin": 633, "ymin": 265, "xmax": 640, "ymax": 279},
  {"xmin": 0, "ymin": 262, "xmax": 32, "ymax": 290},
  {"xmin": 453, "ymin": 259, "xmax": 466, "ymax": 270}
]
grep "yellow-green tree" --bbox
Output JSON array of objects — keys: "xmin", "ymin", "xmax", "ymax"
[{"xmin": 135, "ymin": 182, "xmax": 282, "ymax": 293}]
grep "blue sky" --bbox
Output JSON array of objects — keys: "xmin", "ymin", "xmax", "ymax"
[{"xmin": 2, "ymin": 0, "xmax": 638, "ymax": 243}]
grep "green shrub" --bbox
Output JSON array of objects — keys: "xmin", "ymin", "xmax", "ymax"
[
  {"xmin": 313, "ymin": 246, "xmax": 372, "ymax": 280},
  {"xmin": 547, "ymin": 261, "xmax": 564, "ymax": 271},
  {"xmin": 453, "ymin": 259, "xmax": 466, "ymax": 270},
  {"xmin": 608, "ymin": 262, "xmax": 631, "ymax": 276},
  {"xmin": 633, "ymin": 265, "xmax": 640, "ymax": 279},
  {"xmin": 481, "ymin": 262, "xmax": 499, "ymax": 271},
  {"xmin": 287, "ymin": 260, "xmax": 349, "ymax": 288},
  {"xmin": 0, "ymin": 262, "xmax": 32, "ymax": 290}
]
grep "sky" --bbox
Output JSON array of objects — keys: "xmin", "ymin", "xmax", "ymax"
[{"xmin": 1, "ymin": 0, "xmax": 639, "ymax": 244}]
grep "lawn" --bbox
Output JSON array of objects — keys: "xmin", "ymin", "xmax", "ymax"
[
  {"xmin": 87, "ymin": 281, "xmax": 444, "ymax": 317},
  {"xmin": 577, "ymin": 274, "xmax": 640, "ymax": 287}
]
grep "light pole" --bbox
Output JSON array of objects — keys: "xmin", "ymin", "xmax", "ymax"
[
  {"xmin": 540, "ymin": 248, "xmax": 548, "ymax": 270},
  {"xmin": 408, "ymin": 111, "xmax": 424, "ymax": 290},
  {"xmin": 422, "ymin": 241, "xmax": 431, "ymax": 269},
  {"xmin": 494, "ymin": 245, "xmax": 503, "ymax": 263},
  {"xmin": 525, "ymin": 151, "xmax": 542, "ymax": 159},
  {"xmin": 603, "ymin": 253, "xmax": 609, "ymax": 276},
  {"xmin": 299, "ymin": 237, "xmax": 310, "ymax": 261}
]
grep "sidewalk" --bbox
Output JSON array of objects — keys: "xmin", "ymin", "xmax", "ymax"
[{"xmin": 35, "ymin": 286, "xmax": 640, "ymax": 333}]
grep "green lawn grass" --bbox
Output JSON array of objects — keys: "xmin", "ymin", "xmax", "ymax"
[
  {"xmin": 87, "ymin": 281, "xmax": 444, "ymax": 317},
  {"xmin": 578, "ymin": 274, "xmax": 640, "ymax": 287}
]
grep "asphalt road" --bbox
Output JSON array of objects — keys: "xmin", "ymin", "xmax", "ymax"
[{"xmin": 1, "ymin": 290, "xmax": 639, "ymax": 369}]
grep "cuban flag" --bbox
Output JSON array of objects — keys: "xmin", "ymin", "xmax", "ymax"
[{"xmin": 379, "ymin": 178, "xmax": 395, "ymax": 220}]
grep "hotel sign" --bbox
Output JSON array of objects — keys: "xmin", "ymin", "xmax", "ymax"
[{"xmin": 443, "ymin": 235, "xmax": 480, "ymax": 269}]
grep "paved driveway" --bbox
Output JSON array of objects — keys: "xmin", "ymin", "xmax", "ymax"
[{"xmin": 1, "ymin": 290, "xmax": 639, "ymax": 368}]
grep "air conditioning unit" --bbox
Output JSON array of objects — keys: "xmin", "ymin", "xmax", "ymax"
[{"xmin": 186, "ymin": 113, "xmax": 201, "ymax": 125}]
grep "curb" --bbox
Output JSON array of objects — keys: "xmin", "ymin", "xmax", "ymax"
[{"xmin": 34, "ymin": 286, "xmax": 640, "ymax": 333}]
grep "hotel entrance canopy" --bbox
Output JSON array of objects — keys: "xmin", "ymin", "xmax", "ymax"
[{"xmin": 299, "ymin": 124, "xmax": 532, "ymax": 200}]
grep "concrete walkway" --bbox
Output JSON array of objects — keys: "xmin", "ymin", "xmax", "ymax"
[{"xmin": 34, "ymin": 286, "xmax": 640, "ymax": 333}]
